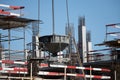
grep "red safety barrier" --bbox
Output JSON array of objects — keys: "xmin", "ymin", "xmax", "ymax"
[
  {"xmin": 0, "ymin": 4, "xmax": 24, "ymax": 10},
  {"xmin": 0, "ymin": 67, "xmax": 27, "ymax": 72},
  {"xmin": 40, "ymin": 63, "xmax": 110, "ymax": 72},
  {"xmin": 0, "ymin": 9, "xmax": 21, "ymax": 17},
  {"xmin": 38, "ymin": 71, "xmax": 111, "ymax": 79},
  {"xmin": 0, "ymin": 60, "xmax": 27, "ymax": 65},
  {"xmin": 0, "ymin": 60, "xmax": 110, "ymax": 72}
]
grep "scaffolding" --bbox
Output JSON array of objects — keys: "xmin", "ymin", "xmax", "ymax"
[
  {"xmin": 0, "ymin": 2, "xmax": 112, "ymax": 80},
  {"xmin": 85, "ymin": 23, "xmax": 120, "ymax": 80}
]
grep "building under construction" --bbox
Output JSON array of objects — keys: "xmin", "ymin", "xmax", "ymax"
[
  {"xmin": 0, "ymin": 1, "xmax": 118, "ymax": 80},
  {"xmin": 78, "ymin": 17, "xmax": 120, "ymax": 80}
]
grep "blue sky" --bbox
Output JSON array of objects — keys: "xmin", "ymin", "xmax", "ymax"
[{"xmin": 0, "ymin": 0, "xmax": 120, "ymax": 50}]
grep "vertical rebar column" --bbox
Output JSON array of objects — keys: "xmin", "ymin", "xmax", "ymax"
[
  {"xmin": 8, "ymin": 29, "xmax": 11, "ymax": 77},
  {"xmin": 90, "ymin": 66, "xmax": 92, "ymax": 80},
  {"xmin": 30, "ymin": 63, "xmax": 32, "ymax": 80},
  {"xmin": 32, "ymin": 21, "xmax": 39, "ymax": 37},
  {"xmin": 114, "ymin": 70, "xmax": 116, "ymax": 80},
  {"xmin": 105, "ymin": 26, "xmax": 108, "ymax": 41},
  {"xmin": 23, "ymin": 27, "xmax": 26, "ymax": 77},
  {"xmin": 23, "ymin": 27, "xmax": 26, "ymax": 60},
  {"xmin": 8, "ymin": 29, "xmax": 11, "ymax": 60},
  {"xmin": 64, "ymin": 67, "xmax": 67, "ymax": 80},
  {"xmin": 32, "ymin": 21, "xmax": 39, "ymax": 58},
  {"xmin": 0, "ymin": 34, "xmax": 2, "ymax": 61}
]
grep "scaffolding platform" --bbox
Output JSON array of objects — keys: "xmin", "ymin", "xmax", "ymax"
[
  {"xmin": 95, "ymin": 39, "xmax": 120, "ymax": 48},
  {"xmin": 0, "ymin": 15, "xmax": 38, "ymax": 29}
]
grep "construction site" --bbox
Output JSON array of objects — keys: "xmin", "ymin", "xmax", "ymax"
[{"xmin": 0, "ymin": 0, "xmax": 120, "ymax": 80}]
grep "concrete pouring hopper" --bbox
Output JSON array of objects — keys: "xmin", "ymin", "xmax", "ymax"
[{"xmin": 39, "ymin": 35, "xmax": 69, "ymax": 56}]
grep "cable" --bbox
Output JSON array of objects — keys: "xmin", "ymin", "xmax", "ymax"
[
  {"xmin": 52, "ymin": 0, "xmax": 55, "ymax": 35},
  {"xmin": 66, "ymin": 0, "xmax": 70, "ymax": 28}
]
